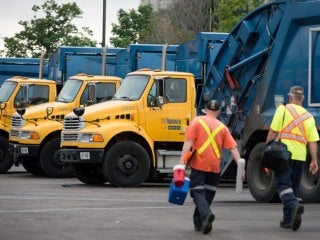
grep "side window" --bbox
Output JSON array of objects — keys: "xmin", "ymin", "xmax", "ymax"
[
  {"xmin": 29, "ymin": 85, "xmax": 49, "ymax": 105},
  {"xmin": 14, "ymin": 85, "xmax": 49, "ymax": 107},
  {"xmin": 165, "ymin": 78, "xmax": 186, "ymax": 103},
  {"xmin": 96, "ymin": 83, "xmax": 116, "ymax": 103}
]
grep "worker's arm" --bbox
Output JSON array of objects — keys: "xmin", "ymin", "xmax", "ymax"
[
  {"xmin": 230, "ymin": 146, "xmax": 241, "ymax": 164},
  {"xmin": 308, "ymin": 141, "xmax": 319, "ymax": 175},
  {"xmin": 266, "ymin": 129, "xmax": 278, "ymax": 143},
  {"xmin": 179, "ymin": 138, "xmax": 194, "ymax": 165}
]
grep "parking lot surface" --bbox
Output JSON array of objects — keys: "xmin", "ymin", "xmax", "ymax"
[{"xmin": 0, "ymin": 166, "xmax": 319, "ymax": 240}]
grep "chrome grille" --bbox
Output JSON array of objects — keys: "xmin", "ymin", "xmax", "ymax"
[
  {"xmin": 63, "ymin": 116, "xmax": 84, "ymax": 131},
  {"xmin": 61, "ymin": 133, "xmax": 79, "ymax": 142},
  {"xmin": 10, "ymin": 130, "xmax": 20, "ymax": 137},
  {"xmin": 11, "ymin": 115, "xmax": 25, "ymax": 128}
]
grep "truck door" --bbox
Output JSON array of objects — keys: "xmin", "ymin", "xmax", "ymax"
[{"xmin": 145, "ymin": 77, "xmax": 189, "ymax": 142}]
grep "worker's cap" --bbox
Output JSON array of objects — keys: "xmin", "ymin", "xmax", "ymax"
[
  {"xmin": 289, "ymin": 86, "xmax": 304, "ymax": 96},
  {"xmin": 206, "ymin": 100, "xmax": 220, "ymax": 111}
]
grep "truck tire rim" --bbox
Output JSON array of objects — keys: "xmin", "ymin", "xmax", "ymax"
[{"xmin": 117, "ymin": 153, "xmax": 138, "ymax": 176}]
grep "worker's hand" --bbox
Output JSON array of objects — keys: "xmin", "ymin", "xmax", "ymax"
[{"xmin": 309, "ymin": 160, "xmax": 318, "ymax": 175}]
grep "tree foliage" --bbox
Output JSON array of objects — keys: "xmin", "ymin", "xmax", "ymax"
[
  {"xmin": 3, "ymin": 0, "xmax": 97, "ymax": 58},
  {"xmin": 216, "ymin": 0, "xmax": 264, "ymax": 32},
  {"xmin": 110, "ymin": 4, "xmax": 153, "ymax": 48},
  {"xmin": 110, "ymin": 0, "xmax": 265, "ymax": 46}
]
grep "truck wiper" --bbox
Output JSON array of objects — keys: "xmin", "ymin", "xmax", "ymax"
[{"xmin": 113, "ymin": 96, "xmax": 130, "ymax": 100}]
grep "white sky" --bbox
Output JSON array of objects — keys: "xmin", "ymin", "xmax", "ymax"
[{"xmin": 0, "ymin": 0, "xmax": 140, "ymax": 48}]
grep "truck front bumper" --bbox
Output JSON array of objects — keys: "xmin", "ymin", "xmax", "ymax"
[
  {"xmin": 60, "ymin": 149, "xmax": 104, "ymax": 163},
  {"xmin": 9, "ymin": 143, "xmax": 39, "ymax": 157}
]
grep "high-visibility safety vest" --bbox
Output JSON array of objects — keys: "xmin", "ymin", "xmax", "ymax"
[
  {"xmin": 280, "ymin": 104, "xmax": 312, "ymax": 145},
  {"xmin": 197, "ymin": 118, "xmax": 225, "ymax": 158}
]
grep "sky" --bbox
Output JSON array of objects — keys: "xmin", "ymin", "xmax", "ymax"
[{"xmin": 0, "ymin": 0, "xmax": 140, "ymax": 48}]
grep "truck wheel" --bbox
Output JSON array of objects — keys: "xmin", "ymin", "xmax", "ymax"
[
  {"xmin": 73, "ymin": 163, "xmax": 108, "ymax": 185},
  {"xmin": 21, "ymin": 157, "xmax": 45, "ymax": 176},
  {"xmin": 299, "ymin": 147, "xmax": 320, "ymax": 202},
  {"xmin": 39, "ymin": 137, "xmax": 73, "ymax": 178},
  {"xmin": 247, "ymin": 142, "xmax": 279, "ymax": 202},
  {"xmin": 0, "ymin": 136, "xmax": 14, "ymax": 173},
  {"xmin": 103, "ymin": 141, "xmax": 150, "ymax": 187}
]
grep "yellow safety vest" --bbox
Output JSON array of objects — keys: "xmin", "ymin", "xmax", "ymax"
[
  {"xmin": 197, "ymin": 118, "xmax": 225, "ymax": 158},
  {"xmin": 280, "ymin": 104, "xmax": 312, "ymax": 145}
]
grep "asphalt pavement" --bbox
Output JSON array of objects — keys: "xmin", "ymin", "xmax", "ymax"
[{"xmin": 0, "ymin": 166, "xmax": 319, "ymax": 240}]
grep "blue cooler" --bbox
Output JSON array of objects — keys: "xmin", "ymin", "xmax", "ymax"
[{"xmin": 168, "ymin": 177, "xmax": 190, "ymax": 205}]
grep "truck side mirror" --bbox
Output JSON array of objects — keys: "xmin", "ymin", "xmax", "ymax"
[
  {"xmin": 155, "ymin": 78, "xmax": 165, "ymax": 108},
  {"xmin": 17, "ymin": 108, "xmax": 26, "ymax": 116},
  {"xmin": 86, "ymin": 83, "xmax": 97, "ymax": 105}
]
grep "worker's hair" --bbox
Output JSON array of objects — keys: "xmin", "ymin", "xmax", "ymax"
[{"xmin": 289, "ymin": 86, "xmax": 304, "ymax": 102}]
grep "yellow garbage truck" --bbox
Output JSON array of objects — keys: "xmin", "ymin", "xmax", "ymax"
[
  {"xmin": 60, "ymin": 69, "xmax": 196, "ymax": 186},
  {"xmin": 9, "ymin": 74, "xmax": 122, "ymax": 178},
  {"xmin": 0, "ymin": 76, "xmax": 57, "ymax": 173}
]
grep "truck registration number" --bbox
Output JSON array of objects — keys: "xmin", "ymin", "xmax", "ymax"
[
  {"xmin": 20, "ymin": 147, "xmax": 29, "ymax": 154},
  {"xmin": 80, "ymin": 152, "xmax": 90, "ymax": 160}
]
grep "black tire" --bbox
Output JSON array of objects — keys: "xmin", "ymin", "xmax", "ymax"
[
  {"xmin": 103, "ymin": 141, "xmax": 150, "ymax": 187},
  {"xmin": 39, "ymin": 137, "xmax": 73, "ymax": 178},
  {"xmin": 299, "ymin": 145, "xmax": 320, "ymax": 202},
  {"xmin": 0, "ymin": 136, "xmax": 14, "ymax": 173},
  {"xmin": 247, "ymin": 142, "xmax": 279, "ymax": 202},
  {"xmin": 21, "ymin": 157, "xmax": 45, "ymax": 176},
  {"xmin": 73, "ymin": 163, "xmax": 108, "ymax": 185}
]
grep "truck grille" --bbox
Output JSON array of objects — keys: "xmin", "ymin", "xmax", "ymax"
[
  {"xmin": 10, "ymin": 130, "xmax": 20, "ymax": 137},
  {"xmin": 63, "ymin": 116, "xmax": 85, "ymax": 131},
  {"xmin": 61, "ymin": 133, "xmax": 79, "ymax": 142},
  {"xmin": 11, "ymin": 115, "xmax": 25, "ymax": 128}
]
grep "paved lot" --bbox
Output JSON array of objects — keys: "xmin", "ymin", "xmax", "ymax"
[{"xmin": 0, "ymin": 166, "xmax": 319, "ymax": 240}]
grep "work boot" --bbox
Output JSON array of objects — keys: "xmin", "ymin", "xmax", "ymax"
[
  {"xmin": 291, "ymin": 205, "xmax": 304, "ymax": 231},
  {"xmin": 279, "ymin": 220, "xmax": 290, "ymax": 229},
  {"xmin": 202, "ymin": 213, "xmax": 215, "ymax": 234},
  {"xmin": 194, "ymin": 226, "xmax": 202, "ymax": 232}
]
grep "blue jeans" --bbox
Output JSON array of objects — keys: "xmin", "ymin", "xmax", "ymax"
[
  {"xmin": 275, "ymin": 159, "xmax": 304, "ymax": 222},
  {"xmin": 189, "ymin": 168, "xmax": 220, "ymax": 228}
]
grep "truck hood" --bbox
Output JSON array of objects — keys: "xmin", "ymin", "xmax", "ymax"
[
  {"xmin": 16, "ymin": 101, "xmax": 74, "ymax": 120},
  {"xmin": 67, "ymin": 100, "xmax": 137, "ymax": 122}
]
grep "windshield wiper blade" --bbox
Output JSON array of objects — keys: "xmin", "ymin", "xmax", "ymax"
[{"xmin": 113, "ymin": 96, "xmax": 130, "ymax": 100}]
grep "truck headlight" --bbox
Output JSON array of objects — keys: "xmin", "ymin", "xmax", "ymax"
[
  {"xmin": 80, "ymin": 133, "xmax": 104, "ymax": 143},
  {"xmin": 20, "ymin": 131, "xmax": 40, "ymax": 139}
]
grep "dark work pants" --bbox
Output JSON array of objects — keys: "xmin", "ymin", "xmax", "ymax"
[
  {"xmin": 189, "ymin": 168, "xmax": 220, "ymax": 228},
  {"xmin": 275, "ymin": 159, "xmax": 304, "ymax": 223}
]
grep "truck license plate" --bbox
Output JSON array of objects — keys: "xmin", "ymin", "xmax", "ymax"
[
  {"xmin": 20, "ymin": 147, "xmax": 29, "ymax": 154},
  {"xmin": 80, "ymin": 152, "xmax": 90, "ymax": 160}
]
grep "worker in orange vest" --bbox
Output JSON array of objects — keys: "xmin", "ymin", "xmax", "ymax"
[
  {"xmin": 266, "ymin": 86, "xmax": 319, "ymax": 231},
  {"xmin": 180, "ymin": 100, "xmax": 245, "ymax": 234}
]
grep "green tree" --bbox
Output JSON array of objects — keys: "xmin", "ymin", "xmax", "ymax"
[
  {"xmin": 216, "ymin": 0, "xmax": 264, "ymax": 32},
  {"xmin": 110, "ymin": 4, "xmax": 153, "ymax": 47},
  {"xmin": 3, "ymin": 0, "xmax": 97, "ymax": 58}
]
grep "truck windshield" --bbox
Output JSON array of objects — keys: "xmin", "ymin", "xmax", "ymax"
[
  {"xmin": 0, "ymin": 81, "xmax": 17, "ymax": 102},
  {"xmin": 113, "ymin": 75, "xmax": 149, "ymax": 101},
  {"xmin": 56, "ymin": 79, "xmax": 82, "ymax": 103}
]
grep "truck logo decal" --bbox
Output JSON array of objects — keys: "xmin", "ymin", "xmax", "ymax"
[{"xmin": 161, "ymin": 118, "xmax": 181, "ymax": 130}]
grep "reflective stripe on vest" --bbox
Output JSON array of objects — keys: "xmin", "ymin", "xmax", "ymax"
[
  {"xmin": 197, "ymin": 119, "xmax": 224, "ymax": 158},
  {"xmin": 280, "ymin": 105, "xmax": 312, "ymax": 144}
]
